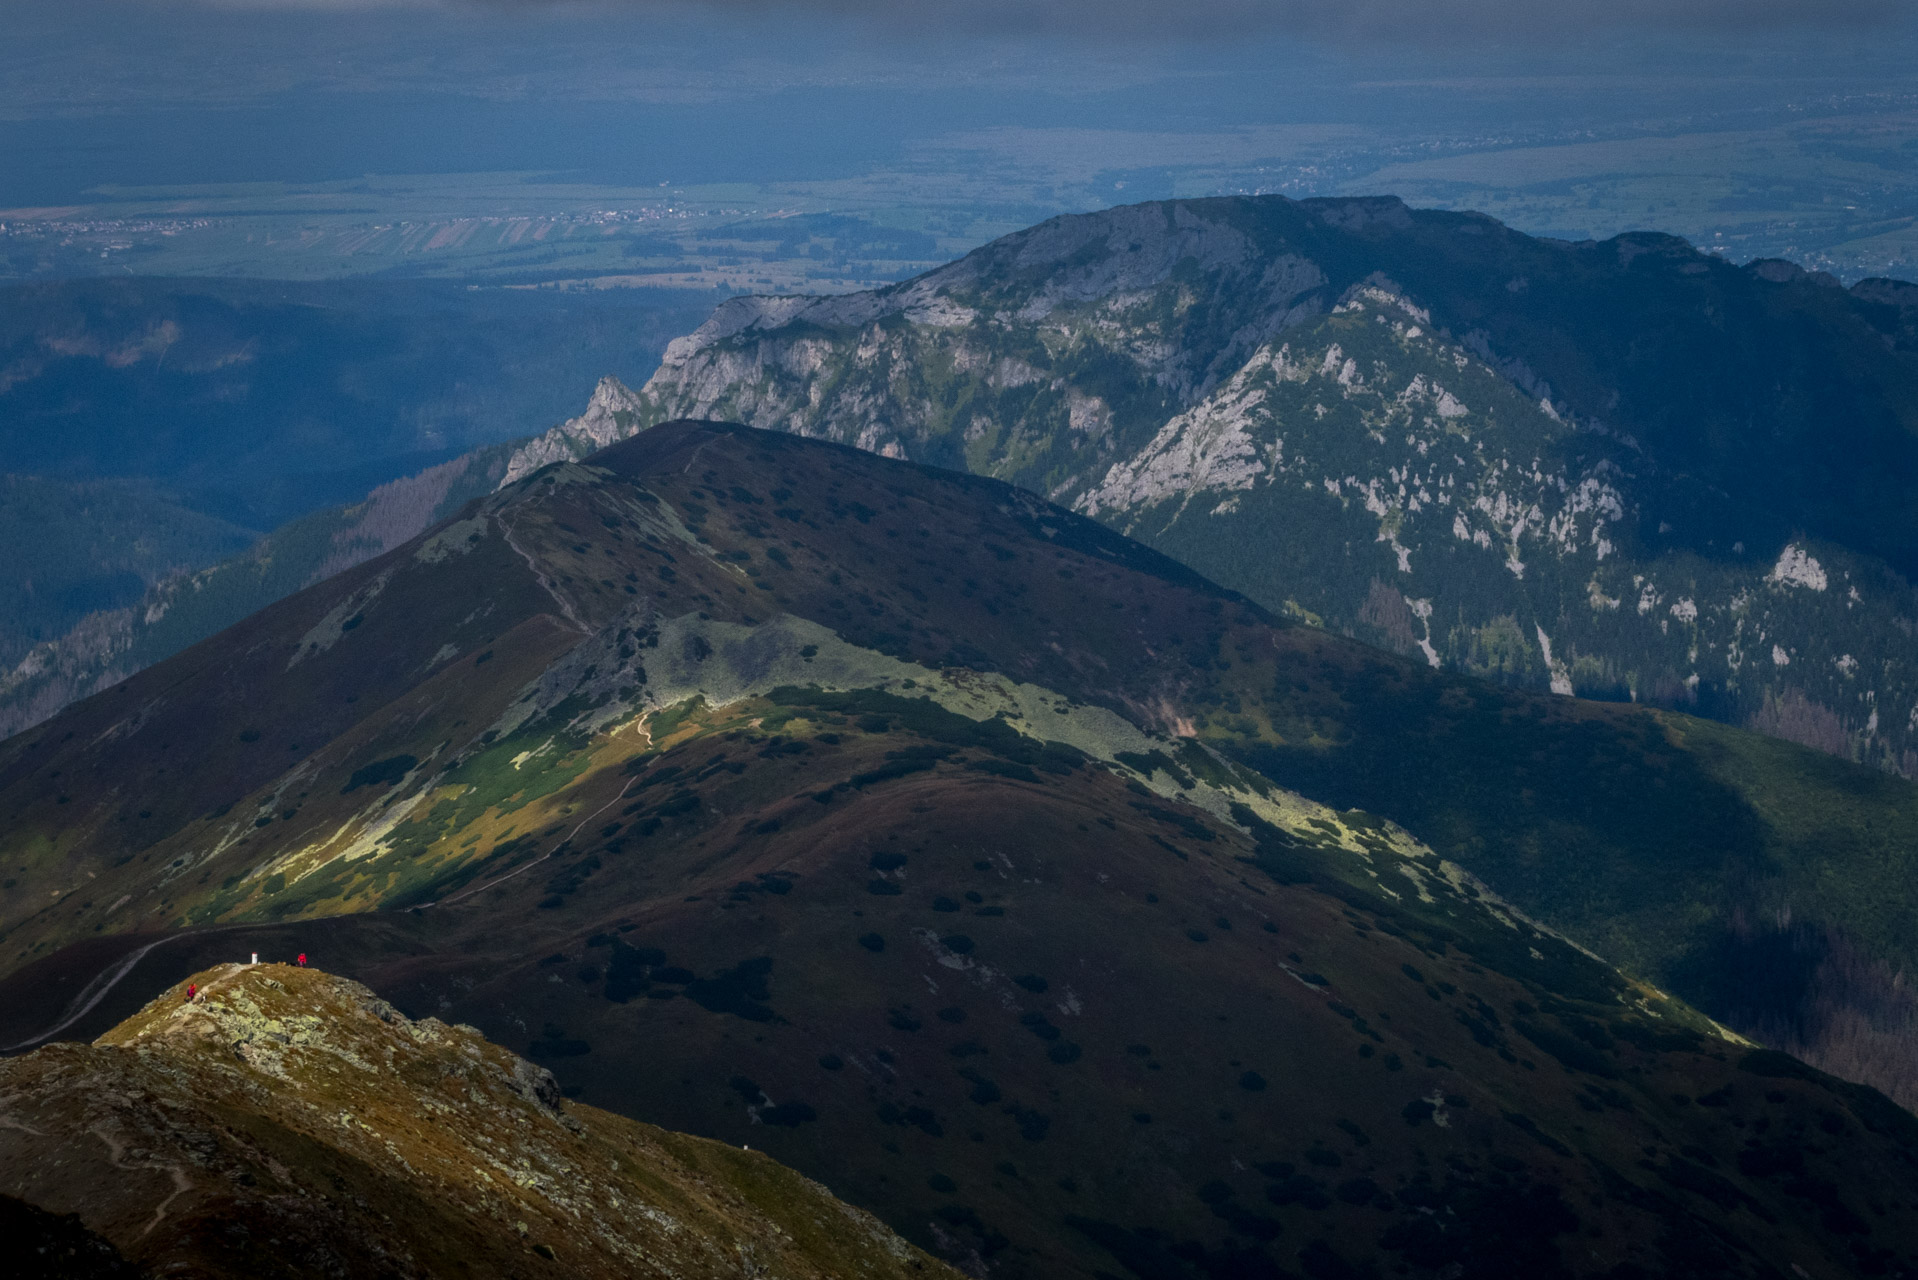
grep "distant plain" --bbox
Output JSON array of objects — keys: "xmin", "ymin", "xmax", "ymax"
[{"xmin": 6, "ymin": 25, "xmax": 1918, "ymax": 289}]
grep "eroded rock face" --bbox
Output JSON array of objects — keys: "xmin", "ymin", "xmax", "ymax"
[
  {"xmin": 502, "ymin": 376, "xmax": 650, "ymax": 486},
  {"xmin": 0, "ymin": 964, "xmax": 953, "ymax": 1280}
]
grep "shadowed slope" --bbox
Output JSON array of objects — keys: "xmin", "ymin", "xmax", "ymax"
[
  {"xmin": 4, "ymin": 1192, "xmax": 145, "ymax": 1279},
  {"xmin": 7, "ymin": 418, "xmax": 1917, "ymax": 1106},
  {"xmin": 6, "ymin": 670, "xmax": 1918, "ymax": 1278}
]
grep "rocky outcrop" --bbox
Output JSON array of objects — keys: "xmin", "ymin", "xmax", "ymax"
[
  {"xmin": 0, "ymin": 964, "xmax": 954, "ymax": 1280},
  {"xmin": 502, "ymin": 376, "xmax": 648, "ymax": 485}
]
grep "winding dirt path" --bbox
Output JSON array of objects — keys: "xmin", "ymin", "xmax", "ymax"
[
  {"xmin": 90, "ymin": 1121, "xmax": 193, "ymax": 1238},
  {"xmin": 496, "ymin": 510, "xmax": 589, "ymax": 635},
  {"xmin": 430, "ymin": 768, "xmax": 646, "ymax": 908},
  {"xmin": 0, "ymin": 925, "xmax": 252, "ymax": 1054},
  {"xmin": 2, "ymin": 938, "xmax": 176, "ymax": 1053}
]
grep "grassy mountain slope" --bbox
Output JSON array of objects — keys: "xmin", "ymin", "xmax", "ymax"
[
  {"xmin": 14, "ymin": 703, "xmax": 1917, "ymax": 1280},
  {"xmin": 0, "ymin": 376, "xmax": 656, "ymax": 742},
  {"xmin": 0, "ymin": 422, "xmax": 1917, "ymax": 1274},
  {"xmin": 0, "ymin": 961, "xmax": 954, "ymax": 1280},
  {"xmin": 631, "ymin": 196, "xmax": 1918, "ymax": 778}
]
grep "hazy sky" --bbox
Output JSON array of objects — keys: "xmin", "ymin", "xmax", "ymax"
[
  {"xmin": 96, "ymin": 0, "xmax": 1910, "ymax": 38},
  {"xmin": 8, "ymin": 0, "xmax": 1918, "ymax": 275},
  {"xmin": 14, "ymin": 0, "xmax": 1915, "ymax": 118},
  {"xmin": 19, "ymin": 0, "xmax": 1918, "ymax": 103}
]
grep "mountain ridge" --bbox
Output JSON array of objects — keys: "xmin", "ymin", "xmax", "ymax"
[
  {"xmin": 2, "ymin": 420, "xmax": 1918, "ymax": 1275},
  {"xmin": 630, "ymin": 195, "xmax": 1918, "ymax": 779},
  {"xmin": 15, "ymin": 196, "xmax": 1918, "ymax": 779}
]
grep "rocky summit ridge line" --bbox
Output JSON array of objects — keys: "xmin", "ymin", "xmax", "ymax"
[
  {"xmin": 627, "ymin": 195, "xmax": 1918, "ymax": 780},
  {"xmin": 0, "ymin": 421, "xmax": 1917, "ymax": 1276},
  {"xmin": 0, "ymin": 961, "xmax": 956, "ymax": 1279}
]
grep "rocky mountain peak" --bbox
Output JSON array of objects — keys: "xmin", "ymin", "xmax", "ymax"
[
  {"xmin": 501, "ymin": 374, "xmax": 647, "ymax": 485},
  {"xmin": 100, "ymin": 963, "xmax": 551, "ymax": 1097},
  {"xmin": 1, "ymin": 961, "xmax": 955, "ymax": 1279}
]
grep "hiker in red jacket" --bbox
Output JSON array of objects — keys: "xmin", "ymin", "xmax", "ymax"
[
  {"xmin": 297, "ymin": 953, "xmax": 307, "ymax": 968},
  {"xmin": 185, "ymin": 983, "xmax": 197, "ymax": 1002}
]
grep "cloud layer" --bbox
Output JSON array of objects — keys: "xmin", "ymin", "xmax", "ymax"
[{"xmin": 174, "ymin": 0, "xmax": 1915, "ymax": 41}]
